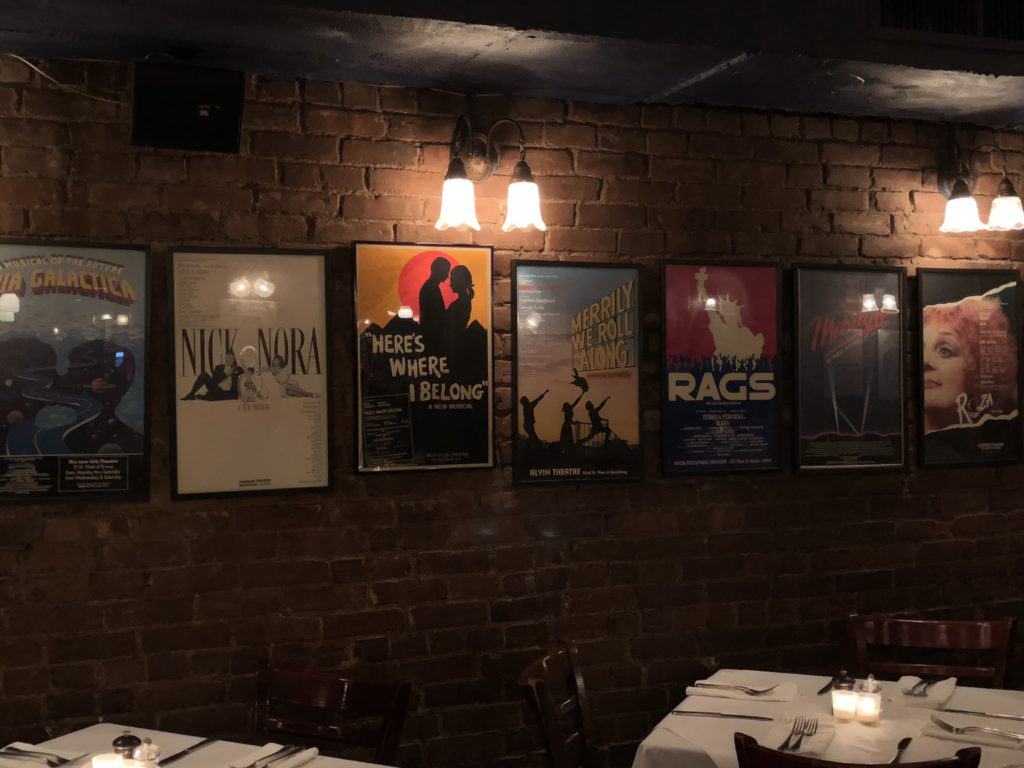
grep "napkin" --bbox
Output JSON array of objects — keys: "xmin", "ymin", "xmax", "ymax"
[
  {"xmin": 686, "ymin": 680, "xmax": 797, "ymax": 703},
  {"xmin": 888, "ymin": 676, "xmax": 957, "ymax": 709},
  {"xmin": 0, "ymin": 744, "xmax": 84, "ymax": 768},
  {"xmin": 922, "ymin": 718, "xmax": 1024, "ymax": 750},
  {"xmin": 763, "ymin": 717, "xmax": 836, "ymax": 757},
  {"xmin": 228, "ymin": 745, "xmax": 319, "ymax": 768}
]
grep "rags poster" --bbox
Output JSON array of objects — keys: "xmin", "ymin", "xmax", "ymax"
[
  {"xmin": 919, "ymin": 268, "xmax": 1021, "ymax": 466},
  {"xmin": 663, "ymin": 262, "xmax": 780, "ymax": 473},
  {"xmin": 355, "ymin": 243, "xmax": 493, "ymax": 472},
  {"xmin": 171, "ymin": 249, "xmax": 329, "ymax": 496},
  {"xmin": 795, "ymin": 265, "xmax": 904, "ymax": 470},
  {"xmin": 0, "ymin": 242, "xmax": 148, "ymax": 500},
  {"xmin": 514, "ymin": 261, "xmax": 642, "ymax": 483}
]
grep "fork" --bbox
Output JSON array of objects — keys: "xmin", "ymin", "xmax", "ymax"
[
  {"xmin": 779, "ymin": 717, "xmax": 808, "ymax": 751},
  {"xmin": 693, "ymin": 682, "xmax": 780, "ymax": 696},
  {"xmin": 2, "ymin": 749, "xmax": 74, "ymax": 764},
  {"xmin": 791, "ymin": 718, "xmax": 818, "ymax": 751},
  {"xmin": 930, "ymin": 715, "xmax": 1024, "ymax": 742},
  {"xmin": 902, "ymin": 679, "xmax": 938, "ymax": 697}
]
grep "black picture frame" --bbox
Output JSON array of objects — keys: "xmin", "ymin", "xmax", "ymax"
[
  {"xmin": 168, "ymin": 247, "xmax": 333, "ymax": 499},
  {"xmin": 0, "ymin": 238, "xmax": 152, "ymax": 503},
  {"xmin": 512, "ymin": 259, "xmax": 644, "ymax": 484},
  {"xmin": 353, "ymin": 241, "xmax": 494, "ymax": 473},
  {"xmin": 793, "ymin": 263, "xmax": 907, "ymax": 472},
  {"xmin": 661, "ymin": 259, "xmax": 784, "ymax": 475},
  {"xmin": 917, "ymin": 267, "xmax": 1022, "ymax": 468}
]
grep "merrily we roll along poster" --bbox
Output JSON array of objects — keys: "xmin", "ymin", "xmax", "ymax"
[
  {"xmin": 170, "ymin": 249, "xmax": 330, "ymax": 497},
  {"xmin": 663, "ymin": 262, "xmax": 781, "ymax": 474},
  {"xmin": 513, "ymin": 261, "xmax": 642, "ymax": 483},
  {"xmin": 355, "ymin": 243, "xmax": 493, "ymax": 472}
]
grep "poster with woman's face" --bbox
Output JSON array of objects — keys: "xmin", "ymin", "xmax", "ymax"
[
  {"xmin": 795, "ymin": 266, "xmax": 905, "ymax": 470},
  {"xmin": 354, "ymin": 242, "xmax": 493, "ymax": 472},
  {"xmin": 919, "ymin": 269, "xmax": 1021, "ymax": 466}
]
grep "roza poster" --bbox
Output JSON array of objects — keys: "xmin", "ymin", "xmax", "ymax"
[
  {"xmin": 171, "ymin": 249, "xmax": 330, "ymax": 496},
  {"xmin": 355, "ymin": 243, "xmax": 492, "ymax": 472},
  {"xmin": 514, "ymin": 262, "xmax": 642, "ymax": 483},
  {"xmin": 663, "ymin": 262, "xmax": 780, "ymax": 473},
  {"xmin": 0, "ymin": 242, "xmax": 148, "ymax": 500},
  {"xmin": 919, "ymin": 268, "xmax": 1021, "ymax": 466},
  {"xmin": 795, "ymin": 266, "xmax": 904, "ymax": 470}
]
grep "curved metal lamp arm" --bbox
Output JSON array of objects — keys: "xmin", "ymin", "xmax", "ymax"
[
  {"xmin": 975, "ymin": 144, "xmax": 1011, "ymax": 175},
  {"xmin": 485, "ymin": 118, "xmax": 527, "ymax": 161},
  {"xmin": 449, "ymin": 114, "xmax": 474, "ymax": 159}
]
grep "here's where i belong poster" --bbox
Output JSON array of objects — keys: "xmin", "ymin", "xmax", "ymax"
[
  {"xmin": 0, "ymin": 242, "xmax": 148, "ymax": 499},
  {"xmin": 355, "ymin": 243, "xmax": 493, "ymax": 472},
  {"xmin": 514, "ymin": 262, "xmax": 642, "ymax": 483},
  {"xmin": 663, "ymin": 262, "xmax": 780, "ymax": 473},
  {"xmin": 919, "ymin": 269, "xmax": 1021, "ymax": 466},
  {"xmin": 796, "ymin": 266, "xmax": 904, "ymax": 470},
  {"xmin": 171, "ymin": 249, "xmax": 329, "ymax": 496}
]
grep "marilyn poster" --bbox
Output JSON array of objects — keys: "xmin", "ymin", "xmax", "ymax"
[
  {"xmin": 0, "ymin": 241, "xmax": 148, "ymax": 500},
  {"xmin": 795, "ymin": 265, "xmax": 904, "ymax": 470},
  {"xmin": 919, "ymin": 268, "xmax": 1021, "ymax": 466},
  {"xmin": 355, "ymin": 242, "xmax": 493, "ymax": 472},
  {"xmin": 171, "ymin": 249, "xmax": 330, "ymax": 496},
  {"xmin": 663, "ymin": 262, "xmax": 780, "ymax": 473},
  {"xmin": 514, "ymin": 261, "xmax": 642, "ymax": 483}
]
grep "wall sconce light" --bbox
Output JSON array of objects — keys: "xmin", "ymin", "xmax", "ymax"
[
  {"xmin": 939, "ymin": 128, "xmax": 1024, "ymax": 232},
  {"xmin": 861, "ymin": 293, "xmax": 879, "ymax": 312},
  {"xmin": 880, "ymin": 293, "xmax": 899, "ymax": 313},
  {"xmin": 435, "ymin": 115, "xmax": 546, "ymax": 233}
]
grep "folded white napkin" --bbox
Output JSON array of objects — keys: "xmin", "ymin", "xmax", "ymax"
[
  {"xmin": 922, "ymin": 718, "xmax": 1024, "ymax": 750},
  {"xmin": 0, "ymin": 744, "xmax": 83, "ymax": 768},
  {"xmin": 686, "ymin": 679, "xmax": 797, "ymax": 703},
  {"xmin": 888, "ymin": 676, "xmax": 956, "ymax": 709},
  {"xmin": 229, "ymin": 745, "xmax": 319, "ymax": 768},
  {"xmin": 763, "ymin": 717, "xmax": 836, "ymax": 757}
]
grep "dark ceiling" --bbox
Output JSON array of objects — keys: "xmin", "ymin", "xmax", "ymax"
[{"xmin": 3, "ymin": 1, "xmax": 1024, "ymax": 127}]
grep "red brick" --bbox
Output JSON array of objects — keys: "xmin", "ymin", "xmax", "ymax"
[
  {"xmin": 342, "ymin": 139, "xmax": 418, "ymax": 167},
  {"xmin": 811, "ymin": 189, "xmax": 869, "ymax": 211},
  {"xmin": 189, "ymin": 156, "xmax": 276, "ymax": 185},
  {"xmin": 690, "ymin": 134, "xmax": 753, "ymax": 159},
  {"xmin": 834, "ymin": 211, "xmax": 892, "ymax": 236},
  {"xmin": 343, "ymin": 195, "xmax": 422, "ymax": 220},
  {"xmin": 569, "ymin": 102, "xmax": 639, "ymax": 126},
  {"xmin": 604, "ymin": 179, "xmax": 675, "ymax": 205},
  {"xmin": 258, "ymin": 190, "xmax": 337, "ymax": 215},
  {"xmin": 163, "ymin": 185, "xmax": 252, "ymax": 213},
  {"xmin": 576, "ymin": 151, "xmax": 647, "ymax": 178},
  {"xmin": 0, "ymin": 118, "xmax": 67, "ymax": 147},
  {"xmin": 577, "ymin": 204, "xmax": 645, "ymax": 228},
  {"xmin": 546, "ymin": 227, "xmax": 617, "ymax": 252},
  {"xmin": 3, "ymin": 147, "xmax": 67, "ymax": 177},
  {"xmin": 822, "ymin": 142, "xmax": 880, "ymax": 166}
]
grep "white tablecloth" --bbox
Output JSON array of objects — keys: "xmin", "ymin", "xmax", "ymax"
[
  {"xmin": 35, "ymin": 723, "xmax": 391, "ymax": 768},
  {"xmin": 633, "ymin": 669, "xmax": 1024, "ymax": 768}
]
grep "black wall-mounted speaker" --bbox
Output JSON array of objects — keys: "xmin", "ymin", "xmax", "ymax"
[{"xmin": 131, "ymin": 61, "xmax": 244, "ymax": 153}]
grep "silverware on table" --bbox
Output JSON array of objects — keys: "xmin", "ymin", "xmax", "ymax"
[
  {"xmin": 779, "ymin": 718, "xmax": 813, "ymax": 751},
  {"xmin": 817, "ymin": 679, "xmax": 834, "ymax": 696},
  {"xmin": 791, "ymin": 718, "xmax": 818, "ymax": 752},
  {"xmin": 158, "ymin": 738, "xmax": 217, "ymax": 766},
  {"xmin": 943, "ymin": 709, "xmax": 1024, "ymax": 723},
  {"xmin": 891, "ymin": 737, "xmax": 912, "ymax": 764},
  {"xmin": 243, "ymin": 745, "xmax": 303, "ymax": 768},
  {"xmin": 2, "ymin": 748, "xmax": 80, "ymax": 767},
  {"xmin": 692, "ymin": 682, "xmax": 779, "ymax": 696},
  {"xmin": 670, "ymin": 711, "xmax": 774, "ymax": 721},
  {"xmin": 930, "ymin": 715, "xmax": 1024, "ymax": 743},
  {"xmin": 778, "ymin": 718, "xmax": 805, "ymax": 751},
  {"xmin": 0, "ymin": 753, "xmax": 59, "ymax": 767}
]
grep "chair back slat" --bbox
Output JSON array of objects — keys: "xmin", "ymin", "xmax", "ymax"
[
  {"xmin": 256, "ymin": 663, "xmax": 411, "ymax": 765},
  {"xmin": 735, "ymin": 733, "xmax": 980, "ymax": 768},
  {"xmin": 519, "ymin": 638, "xmax": 594, "ymax": 768},
  {"xmin": 847, "ymin": 615, "xmax": 1015, "ymax": 688}
]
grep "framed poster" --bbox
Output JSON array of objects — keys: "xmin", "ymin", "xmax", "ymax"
[
  {"xmin": 795, "ymin": 264, "xmax": 905, "ymax": 471},
  {"xmin": 662, "ymin": 261, "xmax": 782, "ymax": 474},
  {"xmin": 354, "ymin": 242, "xmax": 493, "ymax": 472},
  {"xmin": 513, "ymin": 260, "xmax": 642, "ymax": 483},
  {"xmin": 918, "ymin": 268, "xmax": 1021, "ymax": 467},
  {"xmin": 0, "ymin": 240, "xmax": 149, "ymax": 501},
  {"xmin": 170, "ymin": 248, "xmax": 330, "ymax": 497}
]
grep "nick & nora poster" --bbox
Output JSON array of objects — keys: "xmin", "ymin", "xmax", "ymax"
[
  {"xmin": 919, "ymin": 268, "xmax": 1021, "ymax": 466},
  {"xmin": 795, "ymin": 265, "xmax": 904, "ymax": 470},
  {"xmin": 663, "ymin": 261, "xmax": 780, "ymax": 473},
  {"xmin": 514, "ymin": 261, "xmax": 642, "ymax": 483},
  {"xmin": 354, "ymin": 242, "xmax": 493, "ymax": 472},
  {"xmin": 171, "ymin": 249, "xmax": 330, "ymax": 496},
  {"xmin": 0, "ymin": 242, "xmax": 149, "ymax": 500}
]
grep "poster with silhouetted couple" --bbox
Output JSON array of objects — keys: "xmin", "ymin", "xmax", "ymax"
[
  {"xmin": 355, "ymin": 243, "xmax": 493, "ymax": 472},
  {"xmin": 918, "ymin": 268, "xmax": 1021, "ymax": 467},
  {"xmin": 514, "ymin": 261, "xmax": 642, "ymax": 483}
]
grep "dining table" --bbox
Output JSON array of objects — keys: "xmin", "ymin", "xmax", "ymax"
[
  {"xmin": 633, "ymin": 668, "xmax": 1024, "ymax": 768},
  {"xmin": 26, "ymin": 723, "xmax": 392, "ymax": 768}
]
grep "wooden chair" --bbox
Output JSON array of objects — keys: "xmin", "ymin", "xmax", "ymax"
[
  {"xmin": 255, "ymin": 663, "xmax": 411, "ymax": 765},
  {"xmin": 735, "ymin": 733, "xmax": 980, "ymax": 768},
  {"xmin": 846, "ymin": 614, "xmax": 1015, "ymax": 688},
  {"xmin": 518, "ymin": 638, "xmax": 595, "ymax": 768}
]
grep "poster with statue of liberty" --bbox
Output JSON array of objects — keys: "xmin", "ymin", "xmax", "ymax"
[
  {"xmin": 662, "ymin": 262, "xmax": 781, "ymax": 474},
  {"xmin": 513, "ymin": 261, "xmax": 642, "ymax": 483},
  {"xmin": 0, "ymin": 241, "xmax": 149, "ymax": 500},
  {"xmin": 355, "ymin": 242, "xmax": 493, "ymax": 472}
]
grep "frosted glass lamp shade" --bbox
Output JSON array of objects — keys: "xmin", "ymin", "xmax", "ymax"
[
  {"xmin": 435, "ymin": 158, "xmax": 480, "ymax": 231},
  {"xmin": 940, "ymin": 178, "xmax": 983, "ymax": 233},
  {"xmin": 988, "ymin": 177, "xmax": 1024, "ymax": 231},
  {"xmin": 502, "ymin": 161, "xmax": 546, "ymax": 232}
]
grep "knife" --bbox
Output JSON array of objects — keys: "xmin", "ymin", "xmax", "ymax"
[
  {"xmin": 817, "ymin": 679, "xmax": 835, "ymax": 696},
  {"xmin": 671, "ymin": 711, "xmax": 774, "ymax": 721},
  {"xmin": 158, "ymin": 738, "xmax": 217, "ymax": 766},
  {"xmin": 942, "ymin": 708, "xmax": 1024, "ymax": 722}
]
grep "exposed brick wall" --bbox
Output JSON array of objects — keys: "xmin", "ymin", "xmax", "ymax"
[{"xmin": 0, "ymin": 57, "xmax": 1022, "ymax": 768}]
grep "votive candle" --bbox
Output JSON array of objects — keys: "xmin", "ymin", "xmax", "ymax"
[
  {"xmin": 856, "ymin": 693, "xmax": 881, "ymax": 724},
  {"xmin": 92, "ymin": 754, "xmax": 124, "ymax": 768},
  {"xmin": 832, "ymin": 689, "xmax": 859, "ymax": 722}
]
